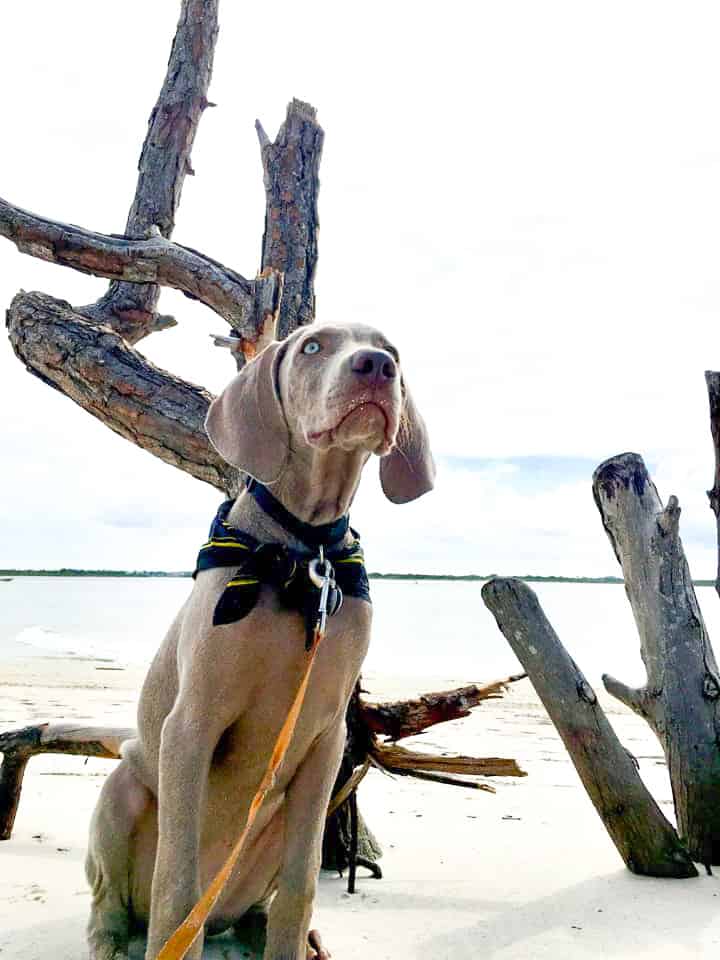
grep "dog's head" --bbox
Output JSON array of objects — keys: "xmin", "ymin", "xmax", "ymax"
[{"xmin": 205, "ymin": 323, "xmax": 435, "ymax": 504}]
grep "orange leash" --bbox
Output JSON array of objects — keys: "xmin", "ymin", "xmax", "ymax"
[{"xmin": 155, "ymin": 625, "xmax": 324, "ymax": 960}]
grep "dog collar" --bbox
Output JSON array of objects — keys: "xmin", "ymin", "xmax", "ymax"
[{"xmin": 244, "ymin": 475, "xmax": 350, "ymax": 550}]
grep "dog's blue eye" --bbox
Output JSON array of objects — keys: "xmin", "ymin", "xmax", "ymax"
[{"xmin": 302, "ymin": 340, "xmax": 321, "ymax": 355}]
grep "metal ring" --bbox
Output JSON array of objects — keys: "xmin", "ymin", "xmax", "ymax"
[{"xmin": 308, "ymin": 556, "xmax": 332, "ymax": 588}]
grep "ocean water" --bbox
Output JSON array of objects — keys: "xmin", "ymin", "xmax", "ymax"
[{"xmin": 5, "ymin": 575, "xmax": 719, "ymax": 687}]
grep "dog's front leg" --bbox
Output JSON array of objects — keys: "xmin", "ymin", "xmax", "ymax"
[
  {"xmin": 263, "ymin": 721, "xmax": 345, "ymax": 960},
  {"xmin": 145, "ymin": 704, "xmax": 215, "ymax": 960}
]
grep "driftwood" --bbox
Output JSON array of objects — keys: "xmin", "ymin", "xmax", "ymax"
[
  {"xmin": 0, "ymin": 724, "xmax": 134, "ymax": 840},
  {"xmin": 592, "ymin": 453, "xmax": 720, "ymax": 866},
  {"xmin": 705, "ymin": 371, "xmax": 720, "ymax": 598},
  {"xmin": 4, "ymin": 19, "xmax": 319, "ymax": 494},
  {"xmin": 1, "ymin": 0, "xmax": 348, "ymax": 869},
  {"xmin": 78, "ymin": 0, "xmax": 219, "ymax": 343},
  {"xmin": 361, "ymin": 676, "xmax": 525, "ymax": 742},
  {"xmin": 1, "ymin": 679, "xmax": 525, "ymax": 845},
  {"xmin": 482, "ymin": 577, "xmax": 697, "ymax": 878}
]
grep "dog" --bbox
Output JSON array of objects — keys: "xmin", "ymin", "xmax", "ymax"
[{"xmin": 85, "ymin": 322, "xmax": 434, "ymax": 960}]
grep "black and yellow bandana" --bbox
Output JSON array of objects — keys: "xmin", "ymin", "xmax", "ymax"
[{"xmin": 194, "ymin": 500, "xmax": 371, "ymax": 646}]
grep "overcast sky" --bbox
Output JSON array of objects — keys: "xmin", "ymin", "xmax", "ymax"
[{"xmin": 2, "ymin": 1, "xmax": 720, "ymax": 577}]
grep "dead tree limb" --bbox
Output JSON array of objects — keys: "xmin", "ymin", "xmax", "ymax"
[
  {"xmin": 0, "ymin": 0, "xmax": 497, "ymax": 882},
  {"xmin": 482, "ymin": 577, "xmax": 697, "ymax": 878},
  {"xmin": 592, "ymin": 452, "xmax": 720, "ymax": 866},
  {"xmin": 371, "ymin": 743, "xmax": 523, "ymax": 779},
  {"xmin": 0, "ymin": 724, "xmax": 133, "ymax": 840},
  {"xmin": 0, "ymin": 197, "xmax": 257, "ymax": 332},
  {"xmin": 0, "ymin": 679, "xmax": 525, "ymax": 843},
  {"xmin": 80, "ymin": 0, "xmax": 220, "ymax": 343},
  {"xmin": 257, "ymin": 99, "xmax": 323, "ymax": 339},
  {"xmin": 6, "ymin": 291, "xmax": 237, "ymax": 493},
  {"xmin": 362, "ymin": 675, "xmax": 525, "ymax": 742},
  {"xmin": 705, "ymin": 372, "xmax": 720, "ymax": 599}
]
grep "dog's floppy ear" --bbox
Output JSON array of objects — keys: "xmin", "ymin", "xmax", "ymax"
[
  {"xmin": 205, "ymin": 340, "xmax": 289, "ymax": 482},
  {"xmin": 380, "ymin": 381, "xmax": 435, "ymax": 503}
]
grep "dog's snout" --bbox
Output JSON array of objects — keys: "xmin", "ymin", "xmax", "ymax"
[{"xmin": 349, "ymin": 349, "xmax": 397, "ymax": 383}]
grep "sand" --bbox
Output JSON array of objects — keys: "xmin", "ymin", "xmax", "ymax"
[{"xmin": 1, "ymin": 657, "xmax": 719, "ymax": 959}]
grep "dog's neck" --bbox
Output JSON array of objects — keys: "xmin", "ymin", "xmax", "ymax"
[{"xmin": 227, "ymin": 446, "xmax": 371, "ymax": 550}]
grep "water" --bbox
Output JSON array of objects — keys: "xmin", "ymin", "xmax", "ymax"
[{"xmin": 3, "ymin": 576, "xmax": 719, "ymax": 686}]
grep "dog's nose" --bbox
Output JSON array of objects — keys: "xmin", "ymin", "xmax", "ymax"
[{"xmin": 349, "ymin": 349, "xmax": 397, "ymax": 383}]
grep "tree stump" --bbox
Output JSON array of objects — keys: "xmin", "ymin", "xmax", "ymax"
[{"xmin": 593, "ymin": 452, "xmax": 720, "ymax": 866}]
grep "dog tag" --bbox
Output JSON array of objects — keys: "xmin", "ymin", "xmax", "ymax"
[{"xmin": 327, "ymin": 583, "xmax": 343, "ymax": 617}]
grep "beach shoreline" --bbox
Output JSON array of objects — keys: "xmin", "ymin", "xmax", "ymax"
[{"xmin": 2, "ymin": 656, "xmax": 718, "ymax": 958}]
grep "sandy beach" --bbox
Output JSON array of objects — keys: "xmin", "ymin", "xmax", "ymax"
[{"xmin": 1, "ymin": 656, "xmax": 719, "ymax": 959}]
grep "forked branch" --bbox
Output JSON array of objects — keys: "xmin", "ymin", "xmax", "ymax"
[
  {"xmin": 0, "ymin": 197, "xmax": 257, "ymax": 334},
  {"xmin": 592, "ymin": 452, "xmax": 720, "ymax": 866}
]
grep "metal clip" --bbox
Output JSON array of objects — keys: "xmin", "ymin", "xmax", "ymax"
[{"xmin": 309, "ymin": 548, "xmax": 335, "ymax": 639}]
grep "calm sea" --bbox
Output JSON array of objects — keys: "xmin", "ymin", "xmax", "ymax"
[{"xmin": 5, "ymin": 576, "xmax": 719, "ymax": 686}]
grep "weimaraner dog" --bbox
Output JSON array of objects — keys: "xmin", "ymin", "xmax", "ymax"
[{"xmin": 85, "ymin": 322, "xmax": 434, "ymax": 960}]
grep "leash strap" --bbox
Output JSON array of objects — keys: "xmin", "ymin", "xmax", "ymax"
[
  {"xmin": 156, "ymin": 622, "xmax": 325, "ymax": 960},
  {"xmin": 155, "ymin": 554, "xmax": 341, "ymax": 960}
]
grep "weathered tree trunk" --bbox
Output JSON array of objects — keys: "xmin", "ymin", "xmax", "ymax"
[
  {"xmin": 705, "ymin": 371, "xmax": 720, "ymax": 599},
  {"xmin": 593, "ymin": 452, "xmax": 720, "ymax": 866},
  {"xmin": 79, "ymin": 0, "xmax": 219, "ymax": 342},
  {"xmin": 323, "ymin": 687, "xmax": 382, "ymax": 876},
  {"xmin": 482, "ymin": 577, "xmax": 697, "ymax": 878},
  {"xmin": 256, "ymin": 100, "xmax": 323, "ymax": 340}
]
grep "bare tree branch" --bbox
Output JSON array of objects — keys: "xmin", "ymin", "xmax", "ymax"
[
  {"xmin": 258, "ymin": 99, "xmax": 323, "ymax": 338},
  {"xmin": 601, "ymin": 674, "xmax": 650, "ymax": 720},
  {"xmin": 6, "ymin": 291, "xmax": 237, "ymax": 494},
  {"xmin": 361, "ymin": 675, "xmax": 526, "ymax": 742},
  {"xmin": 371, "ymin": 740, "xmax": 525, "ymax": 780},
  {"xmin": 482, "ymin": 577, "xmax": 697, "ymax": 878},
  {"xmin": 80, "ymin": 0, "xmax": 220, "ymax": 343},
  {"xmin": 0, "ymin": 723, "xmax": 133, "ymax": 840},
  {"xmin": 0, "ymin": 196, "xmax": 260, "ymax": 335}
]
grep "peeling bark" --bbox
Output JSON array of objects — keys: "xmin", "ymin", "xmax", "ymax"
[
  {"xmin": 257, "ymin": 100, "xmax": 323, "ymax": 339},
  {"xmin": 0, "ymin": 197, "xmax": 256, "ymax": 334},
  {"xmin": 371, "ymin": 741, "xmax": 524, "ymax": 782},
  {"xmin": 705, "ymin": 371, "xmax": 720, "ymax": 599},
  {"xmin": 482, "ymin": 577, "xmax": 697, "ymax": 878},
  {"xmin": 80, "ymin": 0, "xmax": 220, "ymax": 342},
  {"xmin": 593, "ymin": 452, "xmax": 720, "ymax": 865},
  {"xmin": 6, "ymin": 291, "xmax": 236, "ymax": 494},
  {"xmin": 362, "ymin": 676, "xmax": 525, "ymax": 742}
]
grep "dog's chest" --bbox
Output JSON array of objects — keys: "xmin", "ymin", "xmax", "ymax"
[{"xmin": 208, "ymin": 597, "xmax": 371, "ymax": 785}]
